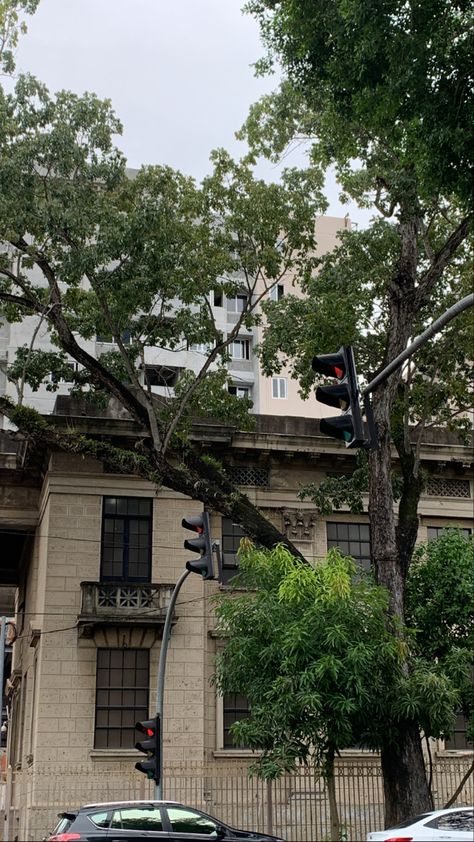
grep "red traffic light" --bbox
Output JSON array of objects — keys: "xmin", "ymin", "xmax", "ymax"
[{"xmin": 312, "ymin": 350, "xmax": 346, "ymax": 380}]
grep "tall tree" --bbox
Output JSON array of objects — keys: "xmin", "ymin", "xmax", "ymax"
[
  {"xmin": 240, "ymin": 0, "xmax": 474, "ymax": 823},
  {"xmin": 214, "ymin": 543, "xmax": 460, "ymax": 841},
  {"xmin": 0, "ymin": 73, "xmax": 325, "ymax": 557}
]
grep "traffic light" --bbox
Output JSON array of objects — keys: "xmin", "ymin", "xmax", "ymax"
[
  {"xmin": 182, "ymin": 511, "xmax": 215, "ymax": 579},
  {"xmin": 312, "ymin": 345, "xmax": 365, "ymax": 448},
  {"xmin": 135, "ymin": 715, "xmax": 159, "ymax": 782}
]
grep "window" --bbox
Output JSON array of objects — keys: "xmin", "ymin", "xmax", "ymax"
[
  {"xmin": 101, "ymin": 496, "xmax": 152, "ymax": 582},
  {"xmin": 88, "ymin": 812, "xmax": 111, "ymax": 828},
  {"xmin": 327, "ymin": 522, "xmax": 371, "ymax": 572},
  {"xmin": 192, "ymin": 342, "xmax": 212, "ymax": 354},
  {"xmin": 144, "ymin": 364, "xmax": 181, "ymax": 388},
  {"xmin": 427, "ymin": 810, "xmax": 474, "ymax": 831},
  {"xmin": 111, "ymin": 806, "xmax": 163, "ymax": 831},
  {"xmin": 221, "ymin": 517, "xmax": 246, "ymax": 584},
  {"xmin": 223, "ymin": 693, "xmax": 251, "ymax": 749},
  {"xmin": 230, "ymin": 339, "xmax": 250, "ymax": 360},
  {"xmin": 272, "ymin": 377, "xmax": 287, "ymax": 399},
  {"xmin": 444, "ymin": 712, "xmax": 473, "ymax": 750},
  {"xmin": 427, "ymin": 526, "xmax": 472, "ymax": 540},
  {"xmin": 269, "ymin": 284, "xmax": 284, "ymax": 301},
  {"xmin": 114, "ymin": 808, "xmax": 161, "ymax": 831},
  {"xmin": 227, "ymin": 293, "xmax": 248, "ymax": 313},
  {"xmin": 50, "ymin": 361, "xmax": 79, "ymax": 384},
  {"xmin": 228, "ymin": 384, "xmax": 251, "ymax": 398},
  {"xmin": 94, "ymin": 648, "xmax": 149, "ymax": 749},
  {"xmin": 167, "ymin": 806, "xmax": 218, "ymax": 835},
  {"xmin": 213, "ymin": 291, "xmax": 223, "ymax": 307}
]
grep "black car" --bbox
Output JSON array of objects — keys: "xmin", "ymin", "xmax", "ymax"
[{"xmin": 46, "ymin": 799, "xmax": 286, "ymax": 841}]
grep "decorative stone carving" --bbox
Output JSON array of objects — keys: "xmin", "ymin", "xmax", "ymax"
[{"xmin": 282, "ymin": 509, "xmax": 317, "ymax": 543}]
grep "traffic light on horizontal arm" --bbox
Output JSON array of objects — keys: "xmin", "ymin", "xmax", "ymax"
[
  {"xmin": 135, "ymin": 715, "xmax": 159, "ymax": 782},
  {"xmin": 312, "ymin": 346, "xmax": 365, "ymax": 448},
  {"xmin": 182, "ymin": 511, "xmax": 215, "ymax": 580}
]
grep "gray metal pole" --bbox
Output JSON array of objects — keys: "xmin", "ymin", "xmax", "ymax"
[
  {"xmin": 0, "ymin": 617, "xmax": 6, "ymax": 727},
  {"xmin": 155, "ymin": 569, "xmax": 191, "ymax": 800},
  {"xmin": 363, "ymin": 293, "xmax": 474, "ymax": 396}
]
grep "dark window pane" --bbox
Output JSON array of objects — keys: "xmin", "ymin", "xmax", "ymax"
[
  {"xmin": 94, "ymin": 649, "xmax": 150, "ymax": 749},
  {"xmin": 116, "ymin": 498, "xmax": 127, "ymax": 515},
  {"xmin": 327, "ymin": 522, "xmax": 371, "ymax": 570},
  {"xmin": 223, "ymin": 692, "xmax": 250, "ymax": 748},
  {"xmin": 101, "ymin": 496, "xmax": 152, "ymax": 582}
]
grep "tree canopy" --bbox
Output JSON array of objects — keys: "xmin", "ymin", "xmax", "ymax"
[
  {"xmin": 238, "ymin": 0, "xmax": 473, "ymax": 823},
  {"xmin": 213, "ymin": 542, "xmax": 462, "ymax": 837},
  {"xmin": 0, "ymin": 73, "xmax": 326, "ymax": 554}
]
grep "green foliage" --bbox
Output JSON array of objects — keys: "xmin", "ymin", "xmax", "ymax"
[
  {"xmin": 214, "ymin": 543, "xmax": 466, "ymax": 782},
  {"xmin": 213, "ymin": 544, "xmax": 458, "ymax": 778},
  {"xmin": 405, "ymin": 530, "xmax": 474, "ymax": 744},
  {"xmin": 245, "ymin": 0, "xmax": 474, "ymax": 208},
  {"xmin": 406, "ymin": 529, "xmax": 474, "ymax": 658},
  {"xmin": 0, "ymin": 0, "xmax": 39, "ymax": 74},
  {"xmin": 0, "ymin": 75, "xmax": 326, "ymax": 448},
  {"xmin": 299, "ymin": 451, "xmax": 368, "ymax": 515}
]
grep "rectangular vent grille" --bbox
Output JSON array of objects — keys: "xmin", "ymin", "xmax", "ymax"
[
  {"xmin": 426, "ymin": 478, "xmax": 471, "ymax": 498},
  {"xmin": 227, "ymin": 466, "xmax": 269, "ymax": 487}
]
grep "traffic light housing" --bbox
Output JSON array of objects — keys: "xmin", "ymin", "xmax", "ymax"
[
  {"xmin": 312, "ymin": 346, "xmax": 365, "ymax": 448},
  {"xmin": 182, "ymin": 511, "xmax": 215, "ymax": 579},
  {"xmin": 135, "ymin": 715, "xmax": 159, "ymax": 782}
]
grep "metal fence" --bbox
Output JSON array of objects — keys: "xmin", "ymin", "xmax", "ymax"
[{"xmin": 2, "ymin": 754, "xmax": 473, "ymax": 842}]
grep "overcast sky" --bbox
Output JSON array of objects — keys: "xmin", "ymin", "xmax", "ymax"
[{"xmin": 14, "ymin": 0, "xmax": 371, "ymax": 225}]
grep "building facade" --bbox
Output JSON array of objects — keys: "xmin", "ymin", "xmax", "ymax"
[{"xmin": 0, "ymin": 411, "xmax": 472, "ymax": 840}]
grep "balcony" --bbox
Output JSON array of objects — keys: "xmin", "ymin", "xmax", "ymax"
[{"xmin": 78, "ymin": 581, "xmax": 175, "ymax": 638}]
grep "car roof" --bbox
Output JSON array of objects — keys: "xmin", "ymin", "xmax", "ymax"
[
  {"xmin": 80, "ymin": 800, "xmax": 182, "ymax": 810},
  {"xmin": 420, "ymin": 806, "xmax": 474, "ymax": 817}
]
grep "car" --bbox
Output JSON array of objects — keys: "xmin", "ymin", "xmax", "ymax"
[
  {"xmin": 45, "ymin": 799, "xmax": 286, "ymax": 841},
  {"xmin": 366, "ymin": 805, "xmax": 474, "ymax": 841}
]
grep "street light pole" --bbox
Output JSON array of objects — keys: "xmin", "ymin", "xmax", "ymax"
[
  {"xmin": 363, "ymin": 293, "xmax": 474, "ymax": 396},
  {"xmin": 155, "ymin": 568, "xmax": 190, "ymax": 800}
]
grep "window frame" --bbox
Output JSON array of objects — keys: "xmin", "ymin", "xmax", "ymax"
[
  {"xmin": 94, "ymin": 647, "xmax": 149, "ymax": 750},
  {"xmin": 271, "ymin": 376, "xmax": 287, "ymax": 399},
  {"xmin": 269, "ymin": 283, "xmax": 284, "ymax": 301},
  {"xmin": 221, "ymin": 517, "xmax": 246, "ymax": 585},
  {"xmin": 230, "ymin": 338, "xmax": 251, "ymax": 360},
  {"xmin": 227, "ymin": 292, "xmax": 249, "ymax": 313},
  {"xmin": 326, "ymin": 521, "xmax": 372, "ymax": 572},
  {"xmin": 223, "ymin": 692, "xmax": 251, "ymax": 749},
  {"xmin": 100, "ymin": 496, "xmax": 153, "ymax": 583},
  {"xmin": 228, "ymin": 384, "xmax": 251, "ymax": 399}
]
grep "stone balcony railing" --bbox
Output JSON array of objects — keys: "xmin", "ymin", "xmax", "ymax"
[{"xmin": 78, "ymin": 581, "xmax": 175, "ymax": 636}]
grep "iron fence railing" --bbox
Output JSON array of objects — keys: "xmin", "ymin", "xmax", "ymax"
[{"xmin": 2, "ymin": 754, "xmax": 473, "ymax": 842}]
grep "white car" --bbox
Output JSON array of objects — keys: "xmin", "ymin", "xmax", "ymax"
[{"xmin": 367, "ymin": 806, "xmax": 474, "ymax": 841}]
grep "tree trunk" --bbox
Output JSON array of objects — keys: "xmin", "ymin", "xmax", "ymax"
[
  {"xmin": 381, "ymin": 720, "xmax": 432, "ymax": 828},
  {"xmin": 325, "ymin": 747, "xmax": 341, "ymax": 842}
]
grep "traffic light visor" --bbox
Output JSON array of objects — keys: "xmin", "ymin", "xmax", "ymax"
[
  {"xmin": 181, "ymin": 516, "xmax": 205, "ymax": 533},
  {"xmin": 320, "ymin": 415, "xmax": 356, "ymax": 444},
  {"xmin": 316, "ymin": 383, "xmax": 350, "ymax": 411},
  {"xmin": 312, "ymin": 350, "xmax": 346, "ymax": 380}
]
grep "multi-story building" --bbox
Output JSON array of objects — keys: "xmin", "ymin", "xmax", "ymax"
[
  {"xmin": 0, "ymin": 216, "xmax": 349, "ymax": 425},
  {"xmin": 0, "ymin": 408, "xmax": 472, "ymax": 840},
  {"xmin": 0, "ymin": 214, "xmax": 472, "ymax": 839}
]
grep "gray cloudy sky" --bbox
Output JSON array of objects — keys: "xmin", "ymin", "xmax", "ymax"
[{"xmin": 14, "ymin": 0, "xmax": 370, "ymax": 225}]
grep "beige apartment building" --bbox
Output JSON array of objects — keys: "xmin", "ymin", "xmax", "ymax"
[{"xmin": 0, "ymin": 407, "xmax": 472, "ymax": 841}]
